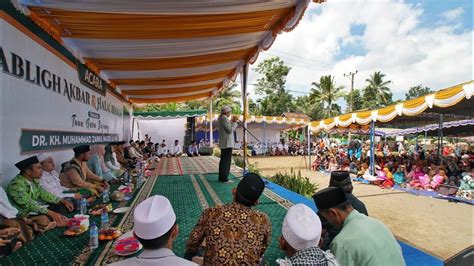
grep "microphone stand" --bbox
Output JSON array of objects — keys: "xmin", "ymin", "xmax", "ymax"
[{"xmin": 235, "ymin": 121, "xmax": 260, "ymax": 142}]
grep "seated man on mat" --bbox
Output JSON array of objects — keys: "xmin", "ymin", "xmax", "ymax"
[
  {"xmin": 278, "ymin": 204, "xmax": 339, "ymax": 265},
  {"xmin": 38, "ymin": 153, "xmax": 80, "ymax": 200},
  {"xmin": 187, "ymin": 140, "xmax": 200, "ymax": 157},
  {"xmin": 110, "ymin": 195, "xmax": 196, "ymax": 266},
  {"xmin": 60, "ymin": 145, "xmax": 108, "ymax": 197},
  {"xmin": 171, "ymin": 140, "xmax": 183, "ymax": 157},
  {"xmin": 186, "ymin": 173, "xmax": 271, "ymax": 265},
  {"xmin": 313, "ymin": 187, "xmax": 405, "ymax": 266},
  {"xmin": 7, "ymin": 156, "xmax": 73, "ymax": 227}
]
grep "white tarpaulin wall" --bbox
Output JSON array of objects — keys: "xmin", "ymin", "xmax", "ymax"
[
  {"xmin": 235, "ymin": 126, "xmax": 281, "ymax": 144},
  {"xmin": 0, "ymin": 18, "xmax": 129, "ymax": 186},
  {"xmin": 135, "ymin": 118, "xmax": 187, "ymax": 147}
]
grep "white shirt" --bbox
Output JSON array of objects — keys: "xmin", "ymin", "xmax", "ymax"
[
  {"xmin": 171, "ymin": 144, "xmax": 182, "ymax": 155},
  {"xmin": 109, "ymin": 248, "xmax": 197, "ymax": 266},
  {"xmin": 129, "ymin": 146, "xmax": 144, "ymax": 159},
  {"xmin": 157, "ymin": 146, "xmax": 168, "ymax": 155},
  {"xmin": 0, "ymin": 187, "xmax": 18, "ymax": 219},
  {"xmin": 39, "ymin": 170, "xmax": 75, "ymax": 198}
]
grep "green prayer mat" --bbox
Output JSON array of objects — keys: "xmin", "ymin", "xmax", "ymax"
[
  {"xmin": 1, "ymin": 171, "xmax": 291, "ymax": 265},
  {"xmin": 149, "ymin": 173, "xmax": 289, "ymax": 265},
  {"xmin": 0, "ymin": 180, "xmax": 153, "ymax": 266}
]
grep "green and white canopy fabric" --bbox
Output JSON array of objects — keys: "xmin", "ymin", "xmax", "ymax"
[{"xmin": 133, "ymin": 109, "xmax": 207, "ymax": 120}]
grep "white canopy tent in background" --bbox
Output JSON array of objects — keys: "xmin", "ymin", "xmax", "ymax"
[
  {"xmin": 134, "ymin": 118, "xmax": 187, "ymax": 147},
  {"xmin": 133, "ymin": 110, "xmax": 207, "ymax": 147}
]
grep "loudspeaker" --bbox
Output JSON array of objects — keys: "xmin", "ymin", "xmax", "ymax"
[{"xmin": 444, "ymin": 246, "xmax": 474, "ymax": 266}]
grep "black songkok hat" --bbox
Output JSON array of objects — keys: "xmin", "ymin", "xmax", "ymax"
[
  {"xmin": 329, "ymin": 171, "xmax": 352, "ymax": 187},
  {"xmin": 312, "ymin": 187, "xmax": 347, "ymax": 211},
  {"xmin": 73, "ymin": 145, "xmax": 90, "ymax": 155},
  {"xmin": 15, "ymin": 156, "xmax": 39, "ymax": 171},
  {"xmin": 237, "ymin": 173, "xmax": 265, "ymax": 205}
]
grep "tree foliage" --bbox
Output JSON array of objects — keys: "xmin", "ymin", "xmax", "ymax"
[
  {"xmin": 405, "ymin": 84, "xmax": 433, "ymax": 100},
  {"xmin": 344, "ymin": 88, "xmax": 364, "ymax": 112},
  {"xmin": 253, "ymin": 57, "xmax": 295, "ymax": 116},
  {"xmin": 310, "ymin": 75, "xmax": 345, "ymax": 118},
  {"xmin": 363, "ymin": 71, "xmax": 393, "ymax": 109}
]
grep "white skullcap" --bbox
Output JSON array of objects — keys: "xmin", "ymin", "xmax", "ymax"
[
  {"xmin": 282, "ymin": 204, "xmax": 321, "ymax": 251},
  {"xmin": 221, "ymin": 106, "xmax": 232, "ymax": 114},
  {"xmin": 134, "ymin": 195, "xmax": 176, "ymax": 240},
  {"xmin": 37, "ymin": 153, "xmax": 52, "ymax": 163}
]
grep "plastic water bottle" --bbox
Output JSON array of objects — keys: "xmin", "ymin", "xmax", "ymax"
[
  {"xmin": 80, "ymin": 198, "xmax": 87, "ymax": 215},
  {"xmin": 123, "ymin": 171, "xmax": 129, "ymax": 183},
  {"xmin": 101, "ymin": 208, "xmax": 109, "ymax": 230},
  {"xmin": 89, "ymin": 222, "xmax": 98, "ymax": 249},
  {"xmin": 102, "ymin": 188, "xmax": 109, "ymax": 204},
  {"xmin": 136, "ymin": 174, "xmax": 143, "ymax": 189}
]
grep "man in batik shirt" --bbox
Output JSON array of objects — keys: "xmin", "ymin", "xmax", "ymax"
[{"xmin": 186, "ymin": 173, "xmax": 271, "ymax": 265}]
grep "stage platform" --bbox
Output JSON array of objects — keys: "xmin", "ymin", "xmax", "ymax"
[{"xmin": 0, "ymin": 156, "xmax": 443, "ymax": 265}]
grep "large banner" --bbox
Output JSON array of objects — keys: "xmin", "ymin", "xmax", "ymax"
[{"xmin": 0, "ymin": 17, "xmax": 128, "ymax": 185}]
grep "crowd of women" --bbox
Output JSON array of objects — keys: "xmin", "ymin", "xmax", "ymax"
[{"xmin": 311, "ymin": 139, "xmax": 473, "ymax": 200}]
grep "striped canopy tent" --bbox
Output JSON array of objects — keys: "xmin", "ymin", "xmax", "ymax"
[
  {"xmin": 196, "ymin": 114, "xmax": 309, "ymax": 131},
  {"xmin": 309, "ymin": 80, "xmax": 474, "ymax": 175},
  {"xmin": 15, "ymin": 0, "xmax": 325, "ymax": 104},
  {"xmin": 134, "ymin": 110, "xmax": 207, "ymax": 120},
  {"xmin": 310, "ymin": 81, "xmax": 474, "ymax": 133}
]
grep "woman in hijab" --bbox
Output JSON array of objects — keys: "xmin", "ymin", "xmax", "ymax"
[
  {"xmin": 87, "ymin": 144, "xmax": 116, "ymax": 181},
  {"xmin": 104, "ymin": 145, "xmax": 124, "ymax": 177}
]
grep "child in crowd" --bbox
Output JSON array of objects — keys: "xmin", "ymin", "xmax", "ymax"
[{"xmin": 393, "ymin": 165, "xmax": 405, "ymax": 185}]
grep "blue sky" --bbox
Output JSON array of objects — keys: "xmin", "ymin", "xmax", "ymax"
[{"xmin": 247, "ymin": 0, "xmax": 473, "ymax": 110}]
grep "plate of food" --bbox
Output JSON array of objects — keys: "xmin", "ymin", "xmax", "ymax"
[
  {"xmin": 64, "ymin": 225, "xmax": 88, "ymax": 236},
  {"xmin": 89, "ymin": 203, "xmax": 113, "ymax": 216},
  {"xmin": 99, "ymin": 228, "xmax": 121, "ymax": 241},
  {"xmin": 114, "ymin": 235, "xmax": 142, "ymax": 256}
]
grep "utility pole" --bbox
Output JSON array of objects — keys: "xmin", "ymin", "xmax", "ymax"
[
  {"xmin": 344, "ymin": 70, "xmax": 358, "ymax": 143},
  {"xmin": 344, "ymin": 70, "xmax": 358, "ymax": 112}
]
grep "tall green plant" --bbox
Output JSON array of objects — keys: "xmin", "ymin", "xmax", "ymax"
[{"xmin": 269, "ymin": 168, "xmax": 318, "ymax": 198}]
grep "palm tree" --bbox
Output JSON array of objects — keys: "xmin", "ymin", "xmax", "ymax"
[
  {"xmin": 363, "ymin": 71, "xmax": 393, "ymax": 109},
  {"xmin": 214, "ymin": 83, "xmax": 242, "ymax": 113},
  {"xmin": 310, "ymin": 75, "xmax": 345, "ymax": 118}
]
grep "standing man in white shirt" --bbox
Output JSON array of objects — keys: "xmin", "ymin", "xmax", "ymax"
[{"xmin": 171, "ymin": 140, "xmax": 183, "ymax": 157}]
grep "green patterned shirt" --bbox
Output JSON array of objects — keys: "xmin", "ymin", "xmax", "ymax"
[{"xmin": 7, "ymin": 174, "xmax": 60, "ymax": 217}]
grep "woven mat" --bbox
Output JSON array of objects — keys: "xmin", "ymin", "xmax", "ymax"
[
  {"xmin": 104, "ymin": 173, "xmax": 292, "ymax": 266},
  {"xmin": 180, "ymin": 156, "xmax": 242, "ymax": 176},
  {"xmin": 155, "ymin": 157, "xmax": 184, "ymax": 176}
]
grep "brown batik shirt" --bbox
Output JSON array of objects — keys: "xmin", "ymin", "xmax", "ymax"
[{"xmin": 186, "ymin": 202, "xmax": 272, "ymax": 265}]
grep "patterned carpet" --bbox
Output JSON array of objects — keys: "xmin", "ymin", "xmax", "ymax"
[
  {"xmin": 146, "ymin": 173, "xmax": 291, "ymax": 265},
  {"xmin": 0, "ymin": 179, "xmax": 154, "ymax": 266},
  {"xmin": 154, "ymin": 156, "xmax": 229, "ymax": 176}
]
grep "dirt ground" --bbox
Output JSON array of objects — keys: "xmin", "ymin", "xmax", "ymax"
[{"xmin": 249, "ymin": 156, "xmax": 474, "ymax": 260}]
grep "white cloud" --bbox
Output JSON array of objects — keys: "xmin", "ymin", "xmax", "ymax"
[
  {"xmin": 442, "ymin": 7, "xmax": 464, "ymax": 21},
  {"xmin": 248, "ymin": 0, "xmax": 473, "ymax": 102}
]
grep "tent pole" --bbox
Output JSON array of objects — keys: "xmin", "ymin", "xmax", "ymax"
[
  {"xmin": 307, "ymin": 124, "xmax": 311, "ymax": 170},
  {"xmin": 424, "ymin": 130, "xmax": 427, "ymax": 151},
  {"xmin": 439, "ymin": 114, "xmax": 444, "ymax": 163},
  {"xmin": 209, "ymin": 97, "xmax": 213, "ymax": 147},
  {"xmin": 132, "ymin": 117, "xmax": 136, "ymax": 140},
  {"xmin": 437, "ymin": 114, "xmax": 443, "ymax": 159},
  {"xmin": 263, "ymin": 120, "xmax": 266, "ymax": 156},
  {"xmin": 370, "ymin": 120, "xmax": 375, "ymax": 176},
  {"xmin": 241, "ymin": 64, "xmax": 249, "ymax": 174}
]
